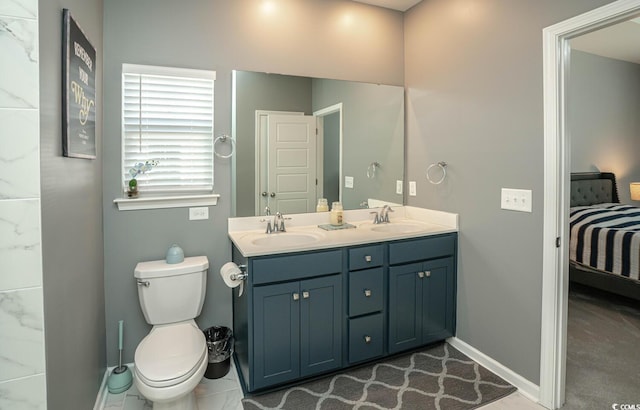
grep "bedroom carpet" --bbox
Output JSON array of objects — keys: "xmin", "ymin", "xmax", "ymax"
[
  {"xmin": 563, "ymin": 283, "xmax": 640, "ymax": 409},
  {"xmin": 242, "ymin": 343, "xmax": 516, "ymax": 410}
]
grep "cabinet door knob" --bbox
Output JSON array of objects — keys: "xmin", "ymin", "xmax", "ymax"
[
  {"xmin": 270, "ymin": 192, "xmax": 276, "ymax": 198},
  {"xmin": 418, "ymin": 271, "xmax": 425, "ymax": 278},
  {"xmin": 292, "ymin": 293, "xmax": 300, "ymax": 301},
  {"xmin": 364, "ymin": 335, "xmax": 372, "ymax": 344},
  {"xmin": 425, "ymin": 270, "xmax": 431, "ymax": 278},
  {"xmin": 364, "ymin": 255, "xmax": 372, "ymax": 262},
  {"xmin": 302, "ymin": 291, "xmax": 310, "ymax": 299},
  {"xmin": 364, "ymin": 289, "xmax": 372, "ymax": 297}
]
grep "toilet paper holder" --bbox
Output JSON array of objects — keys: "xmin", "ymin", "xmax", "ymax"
[{"xmin": 230, "ymin": 264, "xmax": 247, "ymax": 282}]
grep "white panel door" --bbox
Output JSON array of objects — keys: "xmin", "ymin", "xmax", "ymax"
[{"xmin": 267, "ymin": 114, "xmax": 317, "ymax": 214}]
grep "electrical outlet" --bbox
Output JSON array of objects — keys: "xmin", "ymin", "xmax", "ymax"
[
  {"xmin": 409, "ymin": 181, "xmax": 417, "ymax": 196},
  {"xmin": 500, "ymin": 188, "xmax": 532, "ymax": 212},
  {"xmin": 189, "ymin": 207, "xmax": 209, "ymax": 220},
  {"xmin": 396, "ymin": 180, "xmax": 403, "ymax": 195},
  {"xmin": 345, "ymin": 176, "xmax": 354, "ymax": 188}
]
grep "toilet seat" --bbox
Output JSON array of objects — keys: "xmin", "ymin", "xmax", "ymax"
[{"xmin": 135, "ymin": 322, "xmax": 207, "ymax": 388}]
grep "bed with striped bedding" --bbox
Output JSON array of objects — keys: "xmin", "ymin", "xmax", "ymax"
[{"xmin": 570, "ymin": 203, "xmax": 640, "ymax": 281}]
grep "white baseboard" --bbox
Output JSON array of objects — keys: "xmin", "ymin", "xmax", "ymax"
[
  {"xmin": 93, "ymin": 363, "xmax": 135, "ymax": 410},
  {"xmin": 447, "ymin": 337, "xmax": 540, "ymax": 403}
]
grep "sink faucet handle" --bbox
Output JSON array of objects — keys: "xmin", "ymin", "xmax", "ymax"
[
  {"xmin": 370, "ymin": 211, "xmax": 380, "ymax": 224},
  {"xmin": 264, "ymin": 206, "xmax": 271, "ymax": 216},
  {"xmin": 275, "ymin": 212, "xmax": 290, "ymax": 232}
]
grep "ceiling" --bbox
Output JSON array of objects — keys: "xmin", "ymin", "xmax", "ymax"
[
  {"xmin": 352, "ymin": 0, "xmax": 423, "ymax": 12},
  {"xmin": 571, "ymin": 17, "xmax": 640, "ymax": 64}
]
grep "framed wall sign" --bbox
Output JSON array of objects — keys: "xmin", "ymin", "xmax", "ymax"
[{"xmin": 62, "ymin": 9, "xmax": 96, "ymax": 159}]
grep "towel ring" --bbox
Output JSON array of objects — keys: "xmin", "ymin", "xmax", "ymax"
[
  {"xmin": 213, "ymin": 135, "xmax": 235, "ymax": 159},
  {"xmin": 367, "ymin": 162, "xmax": 381, "ymax": 179},
  {"xmin": 426, "ymin": 161, "xmax": 447, "ymax": 185}
]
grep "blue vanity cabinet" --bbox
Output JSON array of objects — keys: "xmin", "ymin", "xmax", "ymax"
[
  {"xmin": 243, "ymin": 249, "xmax": 343, "ymax": 392},
  {"xmin": 387, "ymin": 234, "xmax": 457, "ymax": 354},
  {"xmin": 232, "ymin": 232, "xmax": 457, "ymax": 393}
]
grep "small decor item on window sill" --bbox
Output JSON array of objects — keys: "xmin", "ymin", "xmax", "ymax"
[
  {"xmin": 127, "ymin": 179, "xmax": 138, "ymax": 198},
  {"xmin": 127, "ymin": 160, "xmax": 158, "ymax": 198}
]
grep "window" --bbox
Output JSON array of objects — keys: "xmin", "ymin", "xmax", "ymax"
[{"xmin": 122, "ymin": 64, "xmax": 215, "ymax": 196}]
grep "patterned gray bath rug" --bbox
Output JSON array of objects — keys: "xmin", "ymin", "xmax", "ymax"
[{"xmin": 242, "ymin": 343, "xmax": 516, "ymax": 410}]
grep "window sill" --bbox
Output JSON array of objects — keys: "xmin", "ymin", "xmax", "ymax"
[{"xmin": 113, "ymin": 194, "xmax": 220, "ymax": 211}]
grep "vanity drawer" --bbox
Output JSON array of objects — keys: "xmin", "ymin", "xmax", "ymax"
[
  {"xmin": 349, "ymin": 267, "xmax": 384, "ymax": 317},
  {"xmin": 389, "ymin": 234, "xmax": 455, "ymax": 265},
  {"xmin": 349, "ymin": 244, "xmax": 384, "ymax": 271},
  {"xmin": 252, "ymin": 250, "xmax": 342, "ymax": 285},
  {"xmin": 349, "ymin": 313, "xmax": 384, "ymax": 364}
]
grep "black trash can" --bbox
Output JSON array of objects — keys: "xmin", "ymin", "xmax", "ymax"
[{"xmin": 203, "ymin": 326, "xmax": 233, "ymax": 379}]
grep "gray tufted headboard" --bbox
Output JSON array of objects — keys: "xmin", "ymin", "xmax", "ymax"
[{"xmin": 570, "ymin": 172, "xmax": 620, "ymax": 207}]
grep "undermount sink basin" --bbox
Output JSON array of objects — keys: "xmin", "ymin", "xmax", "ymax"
[
  {"xmin": 370, "ymin": 222, "xmax": 427, "ymax": 234},
  {"xmin": 250, "ymin": 232, "xmax": 322, "ymax": 247}
]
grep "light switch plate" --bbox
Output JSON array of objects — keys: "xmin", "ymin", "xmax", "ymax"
[
  {"xmin": 409, "ymin": 181, "xmax": 417, "ymax": 196},
  {"xmin": 500, "ymin": 188, "xmax": 532, "ymax": 212},
  {"xmin": 396, "ymin": 180, "xmax": 403, "ymax": 195},
  {"xmin": 345, "ymin": 176, "xmax": 354, "ymax": 188},
  {"xmin": 189, "ymin": 207, "xmax": 209, "ymax": 220}
]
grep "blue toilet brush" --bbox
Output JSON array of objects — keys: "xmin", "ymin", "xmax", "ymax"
[{"xmin": 107, "ymin": 320, "xmax": 133, "ymax": 394}]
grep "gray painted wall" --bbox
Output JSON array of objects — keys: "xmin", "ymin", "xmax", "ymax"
[
  {"xmin": 312, "ymin": 79, "xmax": 404, "ymax": 209},
  {"xmin": 404, "ymin": 0, "xmax": 614, "ymax": 384},
  {"xmin": 234, "ymin": 71, "xmax": 312, "ymax": 217},
  {"xmin": 569, "ymin": 50, "xmax": 640, "ymax": 205},
  {"xmin": 103, "ymin": 0, "xmax": 403, "ymax": 365},
  {"xmin": 39, "ymin": 0, "xmax": 106, "ymax": 408}
]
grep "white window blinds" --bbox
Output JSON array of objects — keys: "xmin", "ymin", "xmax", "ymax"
[{"xmin": 122, "ymin": 64, "xmax": 215, "ymax": 195}]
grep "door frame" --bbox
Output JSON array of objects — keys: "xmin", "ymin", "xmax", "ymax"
[
  {"xmin": 313, "ymin": 103, "xmax": 343, "ymax": 203},
  {"xmin": 254, "ymin": 110, "xmax": 303, "ymax": 215},
  {"xmin": 540, "ymin": 1, "xmax": 640, "ymax": 408}
]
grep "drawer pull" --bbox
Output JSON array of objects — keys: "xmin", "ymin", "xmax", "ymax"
[
  {"xmin": 364, "ymin": 255, "xmax": 372, "ymax": 262},
  {"xmin": 293, "ymin": 293, "xmax": 300, "ymax": 301},
  {"xmin": 425, "ymin": 271, "xmax": 431, "ymax": 278},
  {"xmin": 302, "ymin": 291, "xmax": 310, "ymax": 299},
  {"xmin": 364, "ymin": 335, "xmax": 372, "ymax": 344},
  {"xmin": 364, "ymin": 289, "xmax": 372, "ymax": 297},
  {"xmin": 418, "ymin": 271, "xmax": 425, "ymax": 278}
]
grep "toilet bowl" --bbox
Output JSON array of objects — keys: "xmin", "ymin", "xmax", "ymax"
[
  {"xmin": 134, "ymin": 321, "xmax": 208, "ymax": 410},
  {"xmin": 133, "ymin": 256, "xmax": 209, "ymax": 410}
]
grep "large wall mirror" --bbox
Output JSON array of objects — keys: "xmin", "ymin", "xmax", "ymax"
[{"xmin": 232, "ymin": 70, "xmax": 404, "ymax": 217}]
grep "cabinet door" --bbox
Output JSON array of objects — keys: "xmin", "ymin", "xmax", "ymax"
[
  {"xmin": 421, "ymin": 257, "xmax": 455, "ymax": 344},
  {"xmin": 300, "ymin": 275, "xmax": 343, "ymax": 377},
  {"xmin": 253, "ymin": 281, "xmax": 300, "ymax": 390},
  {"xmin": 388, "ymin": 262, "xmax": 423, "ymax": 354}
]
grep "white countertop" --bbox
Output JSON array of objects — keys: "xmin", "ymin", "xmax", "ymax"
[{"xmin": 228, "ymin": 206, "xmax": 458, "ymax": 257}]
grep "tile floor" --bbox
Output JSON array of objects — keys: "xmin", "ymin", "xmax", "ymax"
[
  {"xmin": 102, "ymin": 360, "xmax": 545, "ymax": 410},
  {"xmin": 103, "ymin": 361, "xmax": 243, "ymax": 410}
]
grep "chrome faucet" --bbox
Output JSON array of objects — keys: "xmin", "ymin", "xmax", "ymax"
[
  {"xmin": 264, "ymin": 206, "xmax": 271, "ymax": 216},
  {"xmin": 370, "ymin": 211, "xmax": 381, "ymax": 224},
  {"xmin": 261, "ymin": 212, "xmax": 290, "ymax": 234},
  {"xmin": 380, "ymin": 205, "xmax": 394, "ymax": 223}
]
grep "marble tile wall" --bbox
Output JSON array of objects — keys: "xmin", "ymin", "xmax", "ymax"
[{"xmin": 0, "ymin": 0, "xmax": 46, "ymax": 409}]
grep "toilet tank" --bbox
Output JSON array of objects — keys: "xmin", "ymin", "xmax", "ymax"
[{"xmin": 134, "ymin": 256, "xmax": 209, "ymax": 325}]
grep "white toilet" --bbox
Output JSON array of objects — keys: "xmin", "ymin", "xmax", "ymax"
[{"xmin": 133, "ymin": 256, "xmax": 209, "ymax": 410}]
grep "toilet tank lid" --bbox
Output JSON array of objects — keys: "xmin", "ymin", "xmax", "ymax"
[{"xmin": 134, "ymin": 256, "xmax": 209, "ymax": 279}]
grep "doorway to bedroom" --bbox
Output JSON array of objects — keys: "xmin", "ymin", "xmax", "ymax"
[
  {"xmin": 541, "ymin": 2, "xmax": 640, "ymax": 409},
  {"xmin": 564, "ymin": 23, "xmax": 640, "ymax": 408}
]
